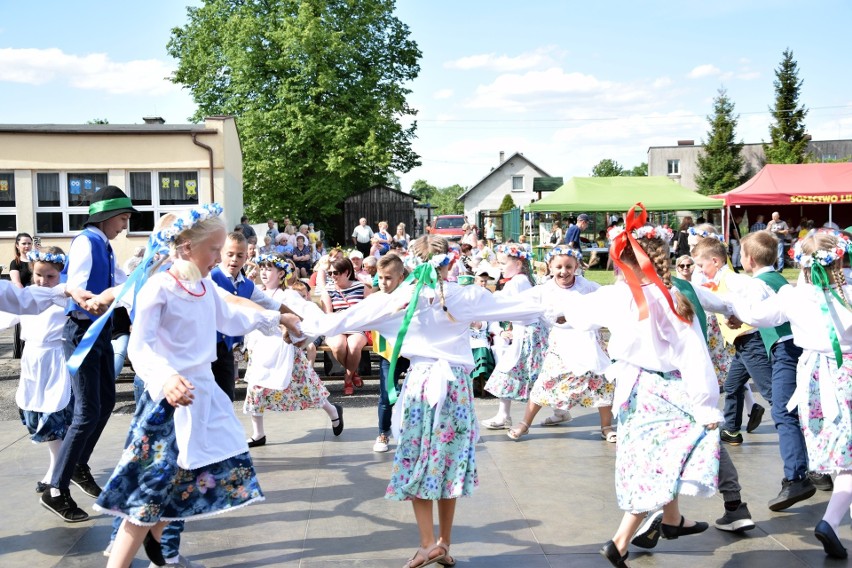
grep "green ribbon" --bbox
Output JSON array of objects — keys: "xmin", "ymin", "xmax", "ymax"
[
  {"xmin": 671, "ymin": 278, "xmax": 708, "ymax": 341},
  {"xmin": 811, "ymin": 263, "xmax": 848, "ymax": 368},
  {"xmin": 385, "ymin": 263, "xmax": 438, "ymax": 405},
  {"xmin": 89, "ymin": 197, "xmax": 133, "ymax": 215}
]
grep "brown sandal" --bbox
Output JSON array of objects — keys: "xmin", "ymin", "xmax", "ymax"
[
  {"xmin": 403, "ymin": 544, "xmax": 446, "ymax": 568},
  {"xmin": 436, "ymin": 543, "xmax": 456, "ymax": 567}
]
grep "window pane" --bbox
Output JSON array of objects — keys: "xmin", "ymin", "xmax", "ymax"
[
  {"xmin": 159, "ymin": 172, "xmax": 199, "ymax": 205},
  {"xmin": 37, "ymin": 173, "xmax": 61, "ymax": 207},
  {"xmin": 130, "ymin": 211, "xmax": 155, "ymax": 232},
  {"xmin": 129, "ymin": 172, "xmax": 153, "ymax": 206},
  {"xmin": 0, "ymin": 173, "xmax": 15, "ymax": 206},
  {"xmin": 67, "ymin": 173, "xmax": 108, "ymax": 207},
  {"xmin": 69, "ymin": 214, "xmax": 88, "ymax": 232},
  {"xmin": 36, "ymin": 212, "xmax": 63, "ymax": 233},
  {"xmin": 512, "ymin": 176, "xmax": 523, "ymax": 190},
  {"xmin": 0, "ymin": 215, "xmax": 15, "ymax": 232}
]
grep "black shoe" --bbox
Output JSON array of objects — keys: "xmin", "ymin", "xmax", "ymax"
[
  {"xmin": 661, "ymin": 515, "xmax": 709, "ymax": 539},
  {"xmin": 332, "ymin": 404, "xmax": 344, "ymax": 436},
  {"xmin": 768, "ymin": 477, "xmax": 816, "ymax": 511},
  {"xmin": 809, "ymin": 472, "xmax": 834, "ymax": 491},
  {"xmin": 599, "ymin": 540, "xmax": 629, "ymax": 567},
  {"xmin": 247, "ymin": 435, "xmax": 266, "ymax": 448},
  {"xmin": 746, "ymin": 403, "xmax": 765, "ymax": 434},
  {"xmin": 720, "ymin": 430, "xmax": 744, "ymax": 445},
  {"xmin": 143, "ymin": 530, "xmax": 166, "ymax": 566},
  {"xmin": 40, "ymin": 488, "xmax": 89, "ymax": 523},
  {"xmin": 70, "ymin": 464, "xmax": 102, "ymax": 498},
  {"xmin": 631, "ymin": 510, "xmax": 663, "ymax": 549},
  {"xmin": 35, "ymin": 481, "xmax": 50, "ymax": 493},
  {"xmin": 815, "ymin": 520, "xmax": 848, "ymax": 559},
  {"xmin": 715, "ymin": 503, "xmax": 756, "ymax": 532}
]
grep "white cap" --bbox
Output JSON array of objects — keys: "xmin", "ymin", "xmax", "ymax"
[{"xmin": 348, "ymin": 250, "xmax": 364, "ymax": 259}]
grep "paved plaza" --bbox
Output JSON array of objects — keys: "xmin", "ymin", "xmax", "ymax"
[{"xmin": 0, "ymin": 381, "xmax": 847, "ymax": 568}]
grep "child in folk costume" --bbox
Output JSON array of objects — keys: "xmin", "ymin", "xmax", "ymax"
[
  {"xmin": 730, "ymin": 230, "xmax": 852, "ymax": 559},
  {"xmin": 292, "ymin": 235, "xmax": 545, "ymax": 568},
  {"xmin": 243, "ymin": 253, "xmax": 343, "ymax": 447},
  {"xmin": 555, "ymin": 206, "xmax": 720, "ymax": 568},
  {"xmin": 480, "ymin": 244, "xmax": 546, "ymax": 430},
  {"xmin": 507, "ymin": 246, "xmax": 614, "ymax": 441},
  {"xmin": 10, "ymin": 249, "xmax": 74, "ymax": 493},
  {"xmin": 93, "ymin": 205, "xmax": 301, "ymax": 568}
]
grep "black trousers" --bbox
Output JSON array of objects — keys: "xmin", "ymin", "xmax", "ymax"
[{"xmin": 212, "ymin": 340, "xmax": 236, "ymax": 402}]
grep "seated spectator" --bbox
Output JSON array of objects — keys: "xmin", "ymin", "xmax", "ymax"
[
  {"xmin": 348, "ymin": 250, "xmax": 372, "ymax": 286},
  {"xmin": 292, "ymin": 234, "xmax": 313, "ymax": 278},
  {"xmin": 362, "ymin": 255, "xmax": 379, "ymax": 288},
  {"xmin": 375, "ymin": 221, "xmax": 392, "ymax": 254},
  {"xmin": 369, "ymin": 235, "xmax": 383, "ymax": 258},
  {"xmin": 393, "ymin": 223, "xmax": 410, "ymax": 250},
  {"xmin": 275, "ymin": 233, "xmax": 294, "ymax": 257},
  {"xmin": 259, "ymin": 234, "xmax": 275, "ymax": 254},
  {"xmin": 312, "ymin": 240, "xmax": 326, "ymax": 264}
]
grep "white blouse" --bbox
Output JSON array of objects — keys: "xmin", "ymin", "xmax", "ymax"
[{"xmin": 0, "ymin": 281, "xmax": 67, "ymax": 315}]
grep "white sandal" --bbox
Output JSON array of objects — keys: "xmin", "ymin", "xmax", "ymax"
[
  {"xmin": 481, "ymin": 416, "xmax": 512, "ymax": 430},
  {"xmin": 507, "ymin": 421, "xmax": 530, "ymax": 440},
  {"xmin": 541, "ymin": 411, "xmax": 572, "ymax": 426},
  {"xmin": 601, "ymin": 427, "xmax": 617, "ymax": 443}
]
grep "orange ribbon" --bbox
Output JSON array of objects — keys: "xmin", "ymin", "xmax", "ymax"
[
  {"xmin": 702, "ymin": 282, "xmax": 718, "ymax": 292},
  {"xmin": 609, "ymin": 203, "xmax": 689, "ymax": 324}
]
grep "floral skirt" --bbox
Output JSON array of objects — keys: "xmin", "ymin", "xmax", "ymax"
[
  {"xmin": 20, "ymin": 403, "xmax": 73, "ymax": 443},
  {"xmin": 471, "ymin": 346, "xmax": 495, "ymax": 381},
  {"xmin": 244, "ymin": 349, "xmax": 330, "ymax": 414},
  {"xmin": 386, "ymin": 364, "xmax": 477, "ymax": 501},
  {"xmin": 707, "ymin": 318, "xmax": 736, "ymax": 387},
  {"xmin": 801, "ymin": 354, "xmax": 852, "ymax": 473},
  {"xmin": 94, "ymin": 392, "xmax": 264, "ymax": 526},
  {"xmin": 484, "ymin": 321, "xmax": 545, "ymax": 401},
  {"xmin": 615, "ymin": 369, "xmax": 720, "ymax": 513}
]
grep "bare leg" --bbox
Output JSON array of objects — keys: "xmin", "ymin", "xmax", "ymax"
[
  {"xmin": 407, "ymin": 498, "xmax": 444, "ymax": 566},
  {"xmin": 437, "ymin": 498, "xmax": 457, "ymax": 561},
  {"xmin": 326, "ymin": 335, "xmax": 352, "ymax": 387},
  {"xmin": 610, "ymin": 512, "xmax": 645, "ymax": 555},
  {"xmin": 598, "ymin": 405, "xmax": 614, "ymax": 430},
  {"xmin": 660, "ymin": 498, "xmax": 701, "ymax": 528},
  {"xmin": 346, "ymin": 333, "xmax": 367, "ymax": 376},
  {"xmin": 107, "ymin": 519, "xmax": 166, "ymax": 568}
]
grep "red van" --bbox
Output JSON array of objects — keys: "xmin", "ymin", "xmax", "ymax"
[{"xmin": 430, "ymin": 215, "xmax": 466, "ymax": 240}]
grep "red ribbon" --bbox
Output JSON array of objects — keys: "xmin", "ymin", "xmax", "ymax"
[{"xmin": 609, "ymin": 203, "xmax": 689, "ymax": 323}]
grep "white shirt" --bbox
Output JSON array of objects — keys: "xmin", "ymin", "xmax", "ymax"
[
  {"xmin": 66, "ymin": 226, "xmax": 127, "ymax": 318},
  {"xmin": 0, "ymin": 281, "xmax": 67, "ymax": 315},
  {"xmin": 214, "ymin": 266, "xmax": 282, "ymax": 311},
  {"xmin": 352, "ymin": 225, "xmax": 374, "ymax": 243}
]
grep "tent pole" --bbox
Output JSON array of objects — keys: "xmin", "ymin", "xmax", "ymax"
[{"xmin": 829, "ymin": 203, "xmax": 833, "ymax": 225}]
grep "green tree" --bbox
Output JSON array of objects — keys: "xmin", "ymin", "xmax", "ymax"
[
  {"xmin": 496, "ymin": 193, "xmax": 516, "ymax": 213},
  {"xmin": 764, "ymin": 48, "xmax": 809, "ymax": 164},
  {"xmin": 431, "ymin": 184, "xmax": 465, "ymax": 215},
  {"xmin": 386, "ymin": 172, "xmax": 402, "ymax": 192},
  {"xmin": 409, "ymin": 179, "xmax": 437, "ymax": 203},
  {"xmin": 696, "ymin": 88, "xmax": 749, "ymax": 195},
  {"xmin": 87, "ymin": 118, "xmax": 109, "ymax": 124},
  {"xmin": 591, "ymin": 159, "xmax": 624, "ymax": 177},
  {"xmin": 167, "ymin": 0, "xmax": 421, "ymax": 236},
  {"xmin": 622, "ymin": 162, "xmax": 648, "ymax": 177}
]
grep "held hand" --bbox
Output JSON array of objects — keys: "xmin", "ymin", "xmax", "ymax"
[
  {"xmin": 555, "ymin": 316, "xmax": 567, "ymax": 325},
  {"xmin": 705, "ymin": 422, "xmax": 720, "ymax": 431},
  {"xmin": 725, "ymin": 315, "xmax": 743, "ymax": 329},
  {"xmin": 279, "ymin": 313, "xmax": 302, "ymax": 337},
  {"xmin": 84, "ymin": 294, "xmax": 109, "ymax": 316},
  {"xmin": 164, "ymin": 374, "xmax": 195, "ymax": 407},
  {"xmin": 68, "ymin": 287, "xmax": 94, "ymax": 307}
]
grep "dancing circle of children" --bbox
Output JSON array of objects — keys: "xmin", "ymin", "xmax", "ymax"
[
  {"xmin": 288, "ymin": 234, "xmax": 547, "ymax": 568},
  {"xmin": 242, "ymin": 252, "xmax": 343, "ymax": 447},
  {"xmin": 728, "ymin": 229, "xmax": 852, "ymax": 559},
  {"xmin": 505, "ymin": 245, "xmax": 615, "ymax": 442},
  {"xmin": 91, "ymin": 206, "xmax": 303, "ymax": 568},
  {"xmin": 480, "ymin": 244, "xmax": 548, "ymax": 431},
  {"xmin": 550, "ymin": 206, "xmax": 722, "ymax": 567}
]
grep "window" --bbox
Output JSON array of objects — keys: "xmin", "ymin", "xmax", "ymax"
[
  {"xmin": 0, "ymin": 172, "xmax": 17, "ymax": 232},
  {"xmin": 511, "ymin": 175, "xmax": 524, "ymax": 192},
  {"xmin": 35, "ymin": 172, "xmax": 109, "ymax": 235},
  {"xmin": 667, "ymin": 159, "xmax": 680, "ymax": 175},
  {"xmin": 128, "ymin": 171, "xmax": 200, "ymax": 233}
]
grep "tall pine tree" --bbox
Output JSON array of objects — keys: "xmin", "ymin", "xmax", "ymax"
[
  {"xmin": 696, "ymin": 88, "xmax": 748, "ymax": 195},
  {"xmin": 763, "ymin": 48, "xmax": 809, "ymax": 164}
]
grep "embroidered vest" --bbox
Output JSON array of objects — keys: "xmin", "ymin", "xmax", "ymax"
[
  {"xmin": 64, "ymin": 228, "xmax": 114, "ymax": 315},
  {"xmin": 210, "ymin": 266, "xmax": 255, "ymax": 349},
  {"xmin": 755, "ymin": 271, "xmax": 794, "ymax": 356}
]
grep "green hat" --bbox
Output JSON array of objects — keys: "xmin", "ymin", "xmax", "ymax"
[{"xmin": 85, "ymin": 186, "xmax": 138, "ymax": 225}]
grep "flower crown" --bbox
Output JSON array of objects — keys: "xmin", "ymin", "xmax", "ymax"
[
  {"xmin": 688, "ymin": 226, "xmax": 724, "ymax": 243},
  {"xmin": 792, "ymin": 230, "xmax": 852, "ymax": 268},
  {"xmin": 608, "ymin": 224, "xmax": 674, "ymax": 243},
  {"xmin": 404, "ymin": 251, "xmax": 456, "ymax": 271},
  {"xmin": 545, "ymin": 245, "xmax": 583, "ymax": 264},
  {"xmin": 254, "ymin": 253, "xmax": 294, "ymax": 275},
  {"xmin": 153, "ymin": 203, "xmax": 224, "ymax": 245},
  {"xmin": 27, "ymin": 250, "xmax": 67, "ymax": 266},
  {"xmin": 496, "ymin": 243, "xmax": 533, "ymax": 261}
]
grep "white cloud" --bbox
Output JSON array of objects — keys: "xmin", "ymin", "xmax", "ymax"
[
  {"xmin": 653, "ymin": 77, "xmax": 673, "ymax": 89},
  {"xmin": 0, "ymin": 47, "xmax": 177, "ymax": 96},
  {"xmin": 433, "ymin": 88, "xmax": 454, "ymax": 100},
  {"xmin": 444, "ymin": 46, "xmax": 557, "ymax": 72},
  {"xmin": 688, "ymin": 64, "xmax": 721, "ymax": 79}
]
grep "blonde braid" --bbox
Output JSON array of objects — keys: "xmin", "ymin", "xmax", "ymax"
[
  {"xmin": 831, "ymin": 263, "xmax": 852, "ymax": 310},
  {"xmin": 637, "ymin": 237, "xmax": 694, "ymax": 322}
]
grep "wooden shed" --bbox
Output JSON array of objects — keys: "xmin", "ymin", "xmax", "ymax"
[{"xmin": 344, "ymin": 185, "xmax": 417, "ymax": 241}]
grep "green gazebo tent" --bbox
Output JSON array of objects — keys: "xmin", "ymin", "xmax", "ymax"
[{"xmin": 525, "ymin": 176, "xmax": 723, "ymax": 212}]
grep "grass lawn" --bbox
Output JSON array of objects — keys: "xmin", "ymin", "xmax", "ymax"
[{"xmin": 583, "ymin": 267, "xmax": 801, "ymax": 286}]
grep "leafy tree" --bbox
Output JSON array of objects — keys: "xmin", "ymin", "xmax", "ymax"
[
  {"xmin": 431, "ymin": 184, "xmax": 465, "ymax": 215},
  {"xmin": 409, "ymin": 179, "xmax": 437, "ymax": 203},
  {"xmin": 386, "ymin": 172, "xmax": 402, "ymax": 192},
  {"xmin": 764, "ymin": 48, "xmax": 809, "ymax": 164},
  {"xmin": 696, "ymin": 88, "xmax": 749, "ymax": 195},
  {"xmin": 87, "ymin": 118, "xmax": 109, "ymax": 124},
  {"xmin": 591, "ymin": 159, "xmax": 624, "ymax": 177},
  {"xmin": 496, "ymin": 193, "xmax": 516, "ymax": 213},
  {"xmin": 623, "ymin": 162, "xmax": 648, "ymax": 177},
  {"xmin": 167, "ymin": 0, "xmax": 421, "ymax": 238}
]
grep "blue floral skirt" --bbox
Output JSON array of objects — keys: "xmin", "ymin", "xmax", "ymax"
[
  {"xmin": 94, "ymin": 392, "xmax": 264, "ymax": 526},
  {"xmin": 801, "ymin": 354, "xmax": 852, "ymax": 473},
  {"xmin": 484, "ymin": 321, "xmax": 545, "ymax": 400},
  {"xmin": 20, "ymin": 403, "xmax": 73, "ymax": 443}
]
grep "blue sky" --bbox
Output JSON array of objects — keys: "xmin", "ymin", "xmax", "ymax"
[{"xmin": 2, "ymin": 0, "xmax": 851, "ymax": 193}]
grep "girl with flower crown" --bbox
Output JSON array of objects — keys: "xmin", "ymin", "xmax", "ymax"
[
  {"xmin": 290, "ymin": 234, "xmax": 545, "ymax": 568},
  {"xmin": 730, "ymin": 230, "xmax": 852, "ymax": 559},
  {"xmin": 242, "ymin": 252, "xmax": 343, "ymax": 447},
  {"xmin": 480, "ymin": 243, "xmax": 545, "ymax": 430},
  {"xmin": 555, "ymin": 206, "xmax": 720, "ymax": 568},
  {"xmin": 506, "ymin": 246, "xmax": 614, "ymax": 441},
  {"xmin": 93, "ymin": 205, "xmax": 302, "ymax": 568}
]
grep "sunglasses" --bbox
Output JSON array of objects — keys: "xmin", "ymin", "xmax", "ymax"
[
  {"xmin": 677, "ymin": 263, "xmax": 693, "ymax": 269},
  {"xmin": 328, "ymin": 270, "xmax": 342, "ymax": 276}
]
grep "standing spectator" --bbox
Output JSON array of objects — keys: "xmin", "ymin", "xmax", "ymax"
[
  {"xmin": 462, "ymin": 224, "xmax": 478, "ymax": 247},
  {"xmin": 265, "ymin": 218, "xmax": 279, "ymax": 242},
  {"xmin": 767, "ymin": 211, "xmax": 791, "ymax": 272},
  {"xmin": 518, "ymin": 234, "xmax": 532, "ymax": 254},
  {"xmin": 351, "ymin": 217, "xmax": 374, "ymax": 257},
  {"xmin": 375, "ymin": 221, "xmax": 392, "ymax": 254},
  {"xmin": 393, "ymin": 223, "xmax": 410, "ymax": 250},
  {"xmin": 564, "ymin": 213, "xmax": 591, "ymax": 252},
  {"xmin": 485, "ymin": 218, "xmax": 496, "ymax": 248},
  {"xmin": 9, "ymin": 232, "xmax": 34, "ymax": 358},
  {"xmin": 549, "ymin": 220, "xmax": 563, "ymax": 246},
  {"xmin": 675, "ymin": 216, "xmax": 694, "ymax": 258},
  {"xmin": 308, "ymin": 222, "xmax": 321, "ymax": 246},
  {"xmin": 238, "ymin": 215, "xmax": 256, "ymax": 240},
  {"xmin": 369, "ymin": 235, "xmax": 383, "ymax": 259},
  {"xmin": 750, "ymin": 214, "xmax": 767, "ymax": 233},
  {"xmin": 292, "ymin": 234, "xmax": 313, "ymax": 278}
]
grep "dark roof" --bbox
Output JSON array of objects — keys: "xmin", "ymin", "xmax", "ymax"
[
  {"xmin": 0, "ymin": 123, "xmax": 216, "ymax": 135},
  {"xmin": 344, "ymin": 184, "xmax": 418, "ymax": 202}
]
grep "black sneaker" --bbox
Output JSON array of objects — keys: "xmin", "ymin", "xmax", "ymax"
[
  {"xmin": 746, "ymin": 403, "xmax": 765, "ymax": 434},
  {"xmin": 40, "ymin": 488, "xmax": 89, "ymax": 522},
  {"xmin": 809, "ymin": 472, "xmax": 834, "ymax": 491},
  {"xmin": 631, "ymin": 509, "xmax": 663, "ymax": 549},
  {"xmin": 715, "ymin": 503, "xmax": 756, "ymax": 532},
  {"xmin": 768, "ymin": 477, "xmax": 816, "ymax": 511},
  {"xmin": 720, "ymin": 430, "xmax": 744, "ymax": 445},
  {"xmin": 71, "ymin": 464, "xmax": 102, "ymax": 498},
  {"xmin": 35, "ymin": 481, "xmax": 50, "ymax": 493}
]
